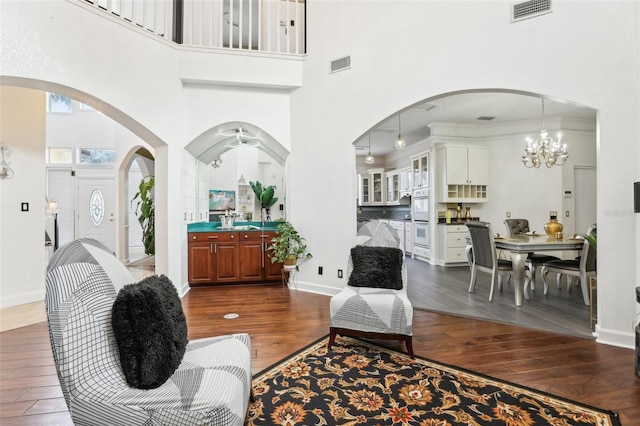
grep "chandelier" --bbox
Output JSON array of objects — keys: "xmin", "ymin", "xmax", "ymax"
[{"xmin": 522, "ymin": 99, "xmax": 568, "ymax": 168}]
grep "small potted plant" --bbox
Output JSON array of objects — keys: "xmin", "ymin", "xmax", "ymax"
[{"xmin": 268, "ymin": 220, "xmax": 312, "ymax": 271}]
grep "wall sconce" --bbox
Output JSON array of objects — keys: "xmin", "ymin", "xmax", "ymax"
[{"xmin": 0, "ymin": 143, "xmax": 15, "ymax": 179}]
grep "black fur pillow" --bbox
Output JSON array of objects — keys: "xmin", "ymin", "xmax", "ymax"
[
  {"xmin": 111, "ymin": 274, "xmax": 188, "ymax": 389},
  {"xmin": 348, "ymin": 246, "xmax": 404, "ymax": 290}
]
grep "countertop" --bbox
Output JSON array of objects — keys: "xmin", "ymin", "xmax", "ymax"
[{"xmin": 187, "ymin": 221, "xmax": 281, "ymax": 233}]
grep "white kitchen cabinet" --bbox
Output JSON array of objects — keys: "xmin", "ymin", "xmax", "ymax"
[
  {"xmin": 444, "ymin": 224, "xmax": 469, "ymax": 264},
  {"xmin": 386, "ymin": 171, "xmax": 400, "ymax": 204},
  {"xmin": 438, "ymin": 145, "xmax": 489, "ymax": 203},
  {"xmin": 399, "ymin": 168, "xmax": 412, "ymax": 196},
  {"xmin": 445, "ymin": 146, "xmax": 489, "ymax": 185},
  {"xmin": 358, "ymin": 169, "xmax": 385, "ymax": 205},
  {"xmin": 411, "ymin": 153, "xmax": 429, "ymax": 189},
  {"xmin": 404, "ymin": 222, "xmax": 412, "ymax": 254}
]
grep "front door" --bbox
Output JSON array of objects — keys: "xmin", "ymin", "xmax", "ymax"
[{"xmin": 78, "ymin": 178, "xmax": 116, "ymax": 252}]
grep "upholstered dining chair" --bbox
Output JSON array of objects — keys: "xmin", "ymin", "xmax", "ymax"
[
  {"xmin": 503, "ymin": 218, "xmax": 560, "ymax": 289},
  {"xmin": 328, "ymin": 220, "xmax": 414, "ymax": 358},
  {"xmin": 466, "ymin": 221, "xmax": 530, "ymax": 301},
  {"xmin": 540, "ymin": 238, "xmax": 596, "ymax": 306}
]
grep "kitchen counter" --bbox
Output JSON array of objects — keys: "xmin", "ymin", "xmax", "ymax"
[{"xmin": 187, "ymin": 221, "xmax": 281, "ymax": 232}]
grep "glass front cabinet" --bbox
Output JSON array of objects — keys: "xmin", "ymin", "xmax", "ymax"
[{"xmin": 359, "ymin": 169, "xmax": 386, "ymax": 205}]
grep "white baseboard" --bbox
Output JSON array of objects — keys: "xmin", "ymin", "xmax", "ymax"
[
  {"xmin": 179, "ymin": 281, "xmax": 191, "ymax": 298},
  {"xmin": 288, "ymin": 279, "xmax": 341, "ymax": 297},
  {"xmin": 595, "ymin": 324, "xmax": 635, "ymax": 349},
  {"xmin": 0, "ymin": 290, "xmax": 45, "ymax": 309}
]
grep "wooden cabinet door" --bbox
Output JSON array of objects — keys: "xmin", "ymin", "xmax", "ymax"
[
  {"xmin": 213, "ymin": 233, "xmax": 239, "ymax": 283},
  {"xmin": 240, "ymin": 232, "xmax": 264, "ymax": 281},
  {"xmin": 263, "ymin": 231, "xmax": 283, "ymax": 281},
  {"xmin": 188, "ymin": 242, "xmax": 214, "ymax": 284},
  {"xmin": 214, "ymin": 242, "xmax": 239, "ymax": 282}
]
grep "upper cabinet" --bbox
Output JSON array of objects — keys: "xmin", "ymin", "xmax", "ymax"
[
  {"xmin": 411, "ymin": 153, "xmax": 429, "ymax": 189},
  {"xmin": 437, "ymin": 144, "xmax": 489, "ymax": 202},
  {"xmin": 359, "ymin": 168, "xmax": 386, "ymax": 205},
  {"xmin": 445, "ymin": 146, "xmax": 489, "ymax": 185}
]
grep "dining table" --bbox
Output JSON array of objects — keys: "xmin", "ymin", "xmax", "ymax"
[{"xmin": 493, "ymin": 233, "xmax": 584, "ymax": 306}]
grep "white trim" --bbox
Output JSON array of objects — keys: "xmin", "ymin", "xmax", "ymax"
[
  {"xmin": 594, "ymin": 324, "xmax": 635, "ymax": 350},
  {"xmin": 0, "ymin": 289, "xmax": 45, "ymax": 309}
]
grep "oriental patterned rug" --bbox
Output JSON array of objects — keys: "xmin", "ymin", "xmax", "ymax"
[{"xmin": 246, "ymin": 335, "xmax": 620, "ymax": 426}]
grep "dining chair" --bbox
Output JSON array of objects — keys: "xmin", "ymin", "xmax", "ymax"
[
  {"xmin": 540, "ymin": 238, "xmax": 596, "ymax": 305},
  {"xmin": 466, "ymin": 221, "xmax": 529, "ymax": 301},
  {"xmin": 503, "ymin": 218, "xmax": 560, "ymax": 289}
]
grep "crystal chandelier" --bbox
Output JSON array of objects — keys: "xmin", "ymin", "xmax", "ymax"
[
  {"xmin": 365, "ymin": 133, "xmax": 375, "ymax": 164},
  {"xmin": 522, "ymin": 99, "xmax": 568, "ymax": 168}
]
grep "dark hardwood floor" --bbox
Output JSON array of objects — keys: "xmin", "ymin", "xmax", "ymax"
[{"xmin": 1, "ymin": 261, "xmax": 639, "ymax": 424}]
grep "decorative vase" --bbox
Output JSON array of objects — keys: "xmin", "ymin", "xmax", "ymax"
[
  {"xmin": 456, "ymin": 206, "xmax": 462, "ymax": 221},
  {"xmin": 465, "ymin": 207, "xmax": 471, "ymax": 221},
  {"xmin": 544, "ymin": 212, "xmax": 563, "ymax": 237}
]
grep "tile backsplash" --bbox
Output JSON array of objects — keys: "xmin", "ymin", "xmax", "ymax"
[{"xmin": 357, "ymin": 205, "xmax": 411, "ymax": 221}]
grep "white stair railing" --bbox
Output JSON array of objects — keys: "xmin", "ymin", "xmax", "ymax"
[{"xmin": 75, "ymin": 0, "xmax": 306, "ymax": 55}]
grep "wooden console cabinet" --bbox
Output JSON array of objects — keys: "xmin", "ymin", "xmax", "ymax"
[{"xmin": 188, "ymin": 230, "xmax": 282, "ymax": 285}]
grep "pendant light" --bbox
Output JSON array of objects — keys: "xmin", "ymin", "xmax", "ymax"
[
  {"xmin": 365, "ymin": 133, "xmax": 375, "ymax": 164},
  {"xmin": 394, "ymin": 113, "xmax": 406, "ymax": 149}
]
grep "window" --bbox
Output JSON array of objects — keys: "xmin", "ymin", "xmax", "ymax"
[
  {"xmin": 47, "ymin": 148, "xmax": 73, "ymax": 164},
  {"xmin": 47, "ymin": 93, "xmax": 73, "ymax": 113},
  {"xmin": 89, "ymin": 189, "xmax": 105, "ymax": 225},
  {"xmin": 78, "ymin": 148, "xmax": 116, "ymax": 165}
]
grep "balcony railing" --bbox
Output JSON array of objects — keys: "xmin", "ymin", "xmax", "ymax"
[{"xmin": 80, "ymin": 0, "xmax": 306, "ymax": 55}]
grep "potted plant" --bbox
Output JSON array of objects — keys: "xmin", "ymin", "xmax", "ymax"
[
  {"xmin": 268, "ymin": 220, "xmax": 312, "ymax": 271},
  {"xmin": 131, "ymin": 175, "xmax": 155, "ymax": 255},
  {"xmin": 250, "ymin": 181, "xmax": 278, "ymax": 221}
]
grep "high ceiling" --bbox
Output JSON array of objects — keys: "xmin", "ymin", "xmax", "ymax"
[{"xmin": 355, "ymin": 91, "xmax": 597, "ymax": 157}]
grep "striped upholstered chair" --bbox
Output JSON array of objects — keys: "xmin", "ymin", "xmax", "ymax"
[
  {"xmin": 328, "ymin": 220, "xmax": 414, "ymax": 358},
  {"xmin": 45, "ymin": 239, "xmax": 252, "ymax": 426}
]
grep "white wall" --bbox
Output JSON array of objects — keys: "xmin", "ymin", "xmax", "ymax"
[
  {"xmin": 0, "ymin": 0, "xmax": 638, "ymax": 348},
  {"xmin": 288, "ymin": 1, "xmax": 639, "ymax": 348},
  {"xmin": 0, "ymin": 87, "xmax": 46, "ymax": 308}
]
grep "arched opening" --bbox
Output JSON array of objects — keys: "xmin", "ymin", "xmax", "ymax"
[
  {"xmin": 121, "ymin": 147, "xmax": 155, "ymax": 264},
  {"xmin": 186, "ymin": 121, "xmax": 290, "ymax": 222},
  {"xmin": 1, "ymin": 77, "xmax": 165, "ymax": 263},
  {"xmin": 354, "ymin": 88, "xmax": 598, "ymax": 338}
]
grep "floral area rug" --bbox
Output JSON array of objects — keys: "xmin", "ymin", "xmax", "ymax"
[{"xmin": 247, "ymin": 335, "xmax": 620, "ymax": 426}]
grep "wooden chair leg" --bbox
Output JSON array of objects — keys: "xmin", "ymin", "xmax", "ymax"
[
  {"xmin": 327, "ymin": 327, "xmax": 337, "ymax": 350},
  {"xmin": 405, "ymin": 336, "xmax": 415, "ymax": 359}
]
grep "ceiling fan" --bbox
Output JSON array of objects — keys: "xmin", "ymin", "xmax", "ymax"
[{"xmin": 221, "ymin": 127, "xmax": 261, "ymax": 147}]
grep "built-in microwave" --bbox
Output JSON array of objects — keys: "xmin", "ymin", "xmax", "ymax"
[{"xmin": 413, "ymin": 188, "xmax": 429, "ymax": 222}]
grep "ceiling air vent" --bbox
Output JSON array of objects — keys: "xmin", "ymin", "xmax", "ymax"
[
  {"xmin": 330, "ymin": 56, "xmax": 351, "ymax": 74},
  {"xmin": 512, "ymin": 0, "xmax": 552, "ymax": 22}
]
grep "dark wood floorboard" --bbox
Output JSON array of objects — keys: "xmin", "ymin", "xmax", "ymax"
[{"xmin": 1, "ymin": 261, "xmax": 638, "ymax": 424}]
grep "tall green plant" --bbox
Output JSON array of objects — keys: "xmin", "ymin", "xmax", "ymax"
[
  {"xmin": 131, "ymin": 175, "xmax": 155, "ymax": 255},
  {"xmin": 249, "ymin": 180, "xmax": 278, "ymax": 210}
]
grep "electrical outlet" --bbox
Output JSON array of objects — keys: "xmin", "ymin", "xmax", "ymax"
[
  {"xmin": 565, "ymin": 210, "xmax": 570, "ymax": 217},
  {"xmin": 338, "ymin": 269, "xmax": 343, "ymax": 278},
  {"xmin": 506, "ymin": 211, "xmax": 511, "ymax": 218},
  {"xmin": 318, "ymin": 266, "xmax": 323, "ymax": 275}
]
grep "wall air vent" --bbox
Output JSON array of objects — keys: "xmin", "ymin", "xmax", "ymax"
[
  {"xmin": 512, "ymin": 0, "xmax": 552, "ymax": 22},
  {"xmin": 330, "ymin": 56, "xmax": 351, "ymax": 73},
  {"xmin": 477, "ymin": 116, "xmax": 496, "ymax": 121}
]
